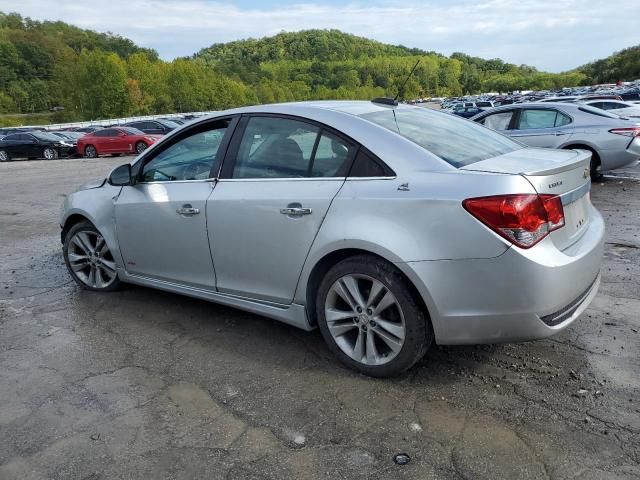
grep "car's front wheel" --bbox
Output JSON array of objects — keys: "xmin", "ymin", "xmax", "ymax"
[
  {"xmin": 0, "ymin": 149, "xmax": 10, "ymax": 162},
  {"xmin": 316, "ymin": 255, "xmax": 432, "ymax": 377},
  {"xmin": 63, "ymin": 221, "xmax": 121, "ymax": 291}
]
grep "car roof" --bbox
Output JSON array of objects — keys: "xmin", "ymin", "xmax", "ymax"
[{"xmin": 146, "ymin": 101, "xmax": 457, "ymax": 175}]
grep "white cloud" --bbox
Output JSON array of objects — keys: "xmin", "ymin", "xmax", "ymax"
[{"xmin": 2, "ymin": 0, "xmax": 636, "ymax": 71}]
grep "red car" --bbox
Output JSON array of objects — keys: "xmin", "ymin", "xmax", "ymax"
[{"xmin": 77, "ymin": 127, "xmax": 163, "ymax": 158}]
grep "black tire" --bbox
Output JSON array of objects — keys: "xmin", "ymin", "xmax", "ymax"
[
  {"xmin": 316, "ymin": 254, "xmax": 432, "ymax": 377},
  {"xmin": 43, "ymin": 147, "xmax": 58, "ymax": 160},
  {"xmin": 84, "ymin": 145, "xmax": 98, "ymax": 158},
  {"xmin": 590, "ymin": 154, "xmax": 602, "ymax": 181},
  {"xmin": 63, "ymin": 221, "xmax": 122, "ymax": 292},
  {"xmin": 0, "ymin": 149, "xmax": 10, "ymax": 162},
  {"xmin": 135, "ymin": 141, "xmax": 148, "ymax": 154}
]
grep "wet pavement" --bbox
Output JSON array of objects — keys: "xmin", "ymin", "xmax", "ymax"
[{"xmin": 0, "ymin": 156, "xmax": 639, "ymax": 479}]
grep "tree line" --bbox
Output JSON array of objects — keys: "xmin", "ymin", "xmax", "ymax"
[{"xmin": 0, "ymin": 12, "xmax": 637, "ymax": 125}]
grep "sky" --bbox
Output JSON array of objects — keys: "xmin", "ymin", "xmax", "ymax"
[{"xmin": 2, "ymin": 0, "xmax": 637, "ymax": 72}]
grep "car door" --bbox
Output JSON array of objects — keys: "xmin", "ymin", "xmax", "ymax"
[
  {"xmin": 91, "ymin": 129, "xmax": 115, "ymax": 153},
  {"xmin": 208, "ymin": 115, "xmax": 356, "ymax": 304},
  {"xmin": 2, "ymin": 134, "xmax": 26, "ymax": 157},
  {"xmin": 114, "ymin": 117, "xmax": 236, "ymax": 289},
  {"xmin": 510, "ymin": 108, "xmax": 573, "ymax": 148},
  {"xmin": 22, "ymin": 134, "xmax": 41, "ymax": 157},
  {"xmin": 111, "ymin": 129, "xmax": 131, "ymax": 153}
]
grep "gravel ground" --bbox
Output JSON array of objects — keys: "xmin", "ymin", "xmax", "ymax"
[{"xmin": 0, "ymin": 156, "xmax": 639, "ymax": 480}]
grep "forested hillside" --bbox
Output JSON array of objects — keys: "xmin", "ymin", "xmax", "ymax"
[
  {"xmin": 194, "ymin": 30, "xmax": 586, "ymax": 103},
  {"xmin": 578, "ymin": 45, "xmax": 640, "ymax": 84},
  {"xmin": 0, "ymin": 11, "xmax": 633, "ymax": 125}
]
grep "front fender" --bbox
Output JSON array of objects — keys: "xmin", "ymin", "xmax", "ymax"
[{"xmin": 60, "ymin": 185, "xmax": 124, "ymax": 270}]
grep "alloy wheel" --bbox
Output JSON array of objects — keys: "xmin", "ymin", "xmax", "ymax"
[
  {"xmin": 324, "ymin": 274, "xmax": 405, "ymax": 366},
  {"xmin": 0, "ymin": 150, "xmax": 8, "ymax": 162},
  {"xmin": 136, "ymin": 142, "xmax": 147, "ymax": 154},
  {"xmin": 67, "ymin": 230, "xmax": 117, "ymax": 289},
  {"xmin": 43, "ymin": 147, "xmax": 56, "ymax": 160},
  {"xmin": 85, "ymin": 146, "xmax": 97, "ymax": 158}
]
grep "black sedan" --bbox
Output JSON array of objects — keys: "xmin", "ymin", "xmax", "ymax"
[
  {"xmin": 0, "ymin": 131, "xmax": 76, "ymax": 162},
  {"xmin": 123, "ymin": 119, "xmax": 179, "ymax": 135}
]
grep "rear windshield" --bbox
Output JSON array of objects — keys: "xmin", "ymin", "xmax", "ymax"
[
  {"xmin": 360, "ymin": 108, "xmax": 522, "ymax": 167},
  {"xmin": 32, "ymin": 132, "xmax": 63, "ymax": 142},
  {"xmin": 121, "ymin": 127, "xmax": 145, "ymax": 135},
  {"xmin": 578, "ymin": 105, "xmax": 622, "ymax": 119}
]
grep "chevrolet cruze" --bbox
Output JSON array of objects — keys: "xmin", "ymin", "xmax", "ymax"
[{"xmin": 60, "ymin": 101, "xmax": 604, "ymax": 377}]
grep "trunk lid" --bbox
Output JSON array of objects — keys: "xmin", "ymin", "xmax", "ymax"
[{"xmin": 462, "ymin": 147, "xmax": 592, "ymax": 250}]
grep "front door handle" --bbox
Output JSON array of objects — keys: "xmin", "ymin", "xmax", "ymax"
[
  {"xmin": 176, "ymin": 204, "xmax": 200, "ymax": 216},
  {"xmin": 280, "ymin": 206, "xmax": 312, "ymax": 216}
]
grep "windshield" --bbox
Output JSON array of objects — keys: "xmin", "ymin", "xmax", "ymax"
[
  {"xmin": 32, "ymin": 132, "xmax": 64, "ymax": 142},
  {"xmin": 121, "ymin": 127, "xmax": 145, "ymax": 135},
  {"xmin": 158, "ymin": 119, "xmax": 180, "ymax": 128},
  {"xmin": 360, "ymin": 107, "xmax": 522, "ymax": 167}
]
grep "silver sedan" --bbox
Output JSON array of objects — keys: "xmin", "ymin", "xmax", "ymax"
[
  {"xmin": 470, "ymin": 102, "xmax": 640, "ymax": 175},
  {"xmin": 60, "ymin": 101, "xmax": 604, "ymax": 377}
]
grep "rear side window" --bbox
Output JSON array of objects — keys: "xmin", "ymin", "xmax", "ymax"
[
  {"xmin": 361, "ymin": 108, "xmax": 521, "ymax": 168},
  {"xmin": 349, "ymin": 149, "xmax": 393, "ymax": 177},
  {"xmin": 310, "ymin": 131, "xmax": 354, "ymax": 177},
  {"xmin": 555, "ymin": 112, "xmax": 571, "ymax": 126}
]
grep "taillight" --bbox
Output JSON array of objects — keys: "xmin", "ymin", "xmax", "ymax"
[
  {"xmin": 463, "ymin": 194, "xmax": 565, "ymax": 249},
  {"xmin": 609, "ymin": 127, "xmax": 640, "ymax": 137}
]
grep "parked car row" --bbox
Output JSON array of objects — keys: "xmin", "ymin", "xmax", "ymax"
[
  {"xmin": 0, "ymin": 131, "xmax": 76, "ymax": 162},
  {"xmin": 437, "ymin": 81, "xmax": 640, "ymax": 110},
  {"xmin": 0, "ymin": 115, "xmax": 198, "ymax": 161}
]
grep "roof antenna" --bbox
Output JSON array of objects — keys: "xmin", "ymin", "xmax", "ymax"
[
  {"xmin": 371, "ymin": 59, "xmax": 420, "ymax": 107},
  {"xmin": 394, "ymin": 59, "xmax": 421, "ymax": 102}
]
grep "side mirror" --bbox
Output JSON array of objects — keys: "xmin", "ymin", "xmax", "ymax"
[{"xmin": 108, "ymin": 164, "xmax": 133, "ymax": 186}]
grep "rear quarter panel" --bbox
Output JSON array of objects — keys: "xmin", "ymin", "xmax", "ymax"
[{"xmin": 293, "ymin": 170, "xmax": 536, "ymax": 304}]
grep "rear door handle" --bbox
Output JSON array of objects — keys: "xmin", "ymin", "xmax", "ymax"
[
  {"xmin": 555, "ymin": 131, "xmax": 568, "ymax": 136},
  {"xmin": 176, "ymin": 204, "xmax": 200, "ymax": 216},
  {"xmin": 280, "ymin": 207, "xmax": 312, "ymax": 216}
]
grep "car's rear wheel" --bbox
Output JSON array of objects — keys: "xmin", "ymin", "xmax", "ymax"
[
  {"xmin": 63, "ymin": 221, "xmax": 121, "ymax": 291},
  {"xmin": 316, "ymin": 255, "xmax": 432, "ymax": 377},
  {"xmin": 43, "ymin": 147, "xmax": 58, "ymax": 160},
  {"xmin": 135, "ymin": 141, "xmax": 148, "ymax": 154},
  {"xmin": 84, "ymin": 145, "xmax": 98, "ymax": 158},
  {"xmin": 0, "ymin": 149, "xmax": 10, "ymax": 162}
]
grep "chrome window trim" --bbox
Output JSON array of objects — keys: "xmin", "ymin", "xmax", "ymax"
[
  {"xmin": 345, "ymin": 176, "xmax": 397, "ymax": 181},
  {"xmin": 216, "ymin": 177, "xmax": 347, "ymax": 183},
  {"xmin": 136, "ymin": 179, "xmax": 215, "ymax": 185}
]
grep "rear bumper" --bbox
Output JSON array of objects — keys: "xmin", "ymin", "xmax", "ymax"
[
  {"xmin": 599, "ymin": 139, "xmax": 640, "ymax": 171},
  {"xmin": 403, "ymin": 205, "xmax": 605, "ymax": 345}
]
